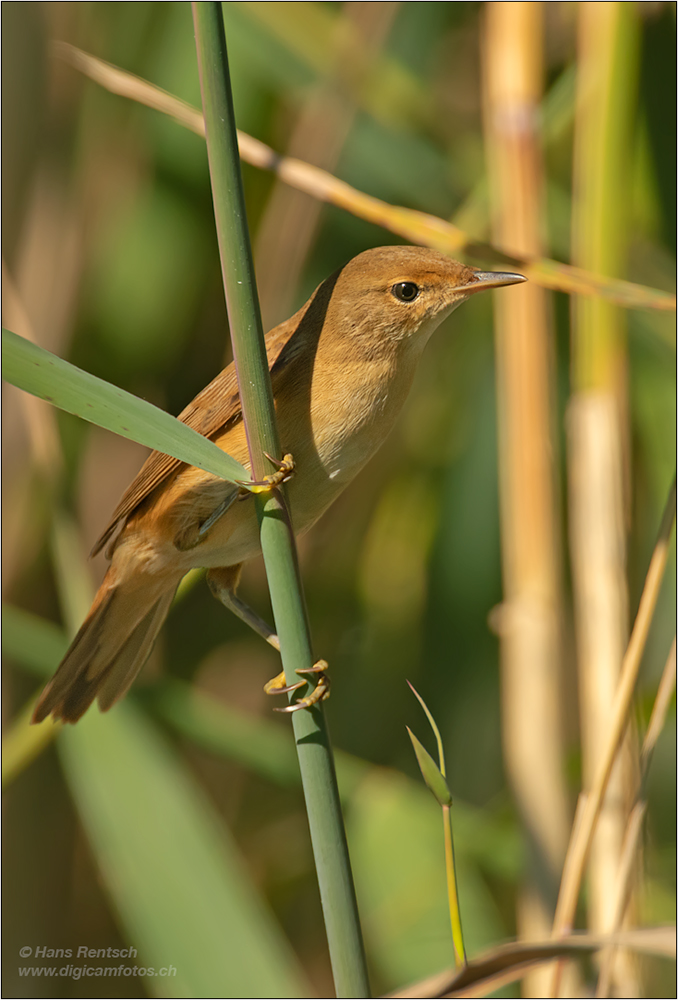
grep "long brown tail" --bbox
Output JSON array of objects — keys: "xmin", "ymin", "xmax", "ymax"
[{"xmin": 32, "ymin": 569, "xmax": 180, "ymax": 724}]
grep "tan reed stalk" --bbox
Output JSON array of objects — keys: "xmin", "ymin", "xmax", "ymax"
[
  {"xmin": 565, "ymin": 4, "xmax": 641, "ymax": 993},
  {"xmin": 481, "ymin": 6, "xmax": 569, "ymax": 994},
  {"xmin": 52, "ymin": 42, "xmax": 677, "ymax": 312},
  {"xmin": 388, "ymin": 926, "xmax": 676, "ymax": 999},
  {"xmin": 551, "ymin": 477, "xmax": 676, "ymax": 995},
  {"xmin": 595, "ymin": 637, "xmax": 677, "ymax": 997}
]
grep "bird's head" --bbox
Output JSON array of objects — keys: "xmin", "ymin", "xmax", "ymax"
[{"xmin": 328, "ymin": 245, "xmax": 525, "ymax": 352}]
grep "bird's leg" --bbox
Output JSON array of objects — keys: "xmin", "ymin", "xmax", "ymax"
[
  {"xmin": 197, "ymin": 490, "xmax": 239, "ymax": 540},
  {"xmin": 174, "ymin": 489, "xmax": 240, "ymax": 551},
  {"xmin": 184, "ymin": 453, "xmax": 294, "ymax": 550},
  {"xmin": 206, "ymin": 565, "xmax": 330, "ymax": 712},
  {"xmin": 185, "ymin": 455, "xmax": 294, "ymax": 547},
  {"xmin": 206, "ymin": 565, "xmax": 280, "ymax": 649}
]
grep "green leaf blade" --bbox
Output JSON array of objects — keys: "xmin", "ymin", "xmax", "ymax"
[
  {"xmin": 59, "ymin": 701, "xmax": 311, "ymax": 998},
  {"xmin": 2, "ymin": 328, "xmax": 248, "ymax": 485},
  {"xmin": 406, "ymin": 727, "xmax": 453, "ymax": 807},
  {"xmin": 407, "ymin": 680, "xmax": 447, "ymax": 776},
  {"xmin": 2, "ymin": 605, "xmax": 68, "ymax": 678}
]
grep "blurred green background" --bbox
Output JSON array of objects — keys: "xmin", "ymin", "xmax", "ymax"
[{"xmin": 2, "ymin": 3, "xmax": 675, "ymax": 998}]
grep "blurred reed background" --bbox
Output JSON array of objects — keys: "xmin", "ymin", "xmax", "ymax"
[{"xmin": 2, "ymin": 3, "xmax": 675, "ymax": 998}]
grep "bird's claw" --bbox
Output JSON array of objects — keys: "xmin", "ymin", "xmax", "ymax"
[
  {"xmin": 264, "ymin": 678, "xmax": 305, "ymax": 696},
  {"xmin": 264, "ymin": 659, "xmax": 330, "ymax": 713},
  {"xmin": 239, "ymin": 453, "xmax": 295, "ymax": 495}
]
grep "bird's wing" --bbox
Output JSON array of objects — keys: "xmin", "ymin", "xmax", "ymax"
[{"xmin": 90, "ymin": 315, "xmax": 300, "ymax": 557}]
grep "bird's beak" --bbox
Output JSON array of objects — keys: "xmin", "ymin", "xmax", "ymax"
[{"xmin": 461, "ymin": 270, "xmax": 527, "ymax": 293}]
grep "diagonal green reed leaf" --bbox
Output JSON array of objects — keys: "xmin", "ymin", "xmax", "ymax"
[
  {"xmin": 406, "ymin": 727, "xmax": 453, "ymax": 807},
  {"xmin": 1, "ymin": 603, "xmax": 366, "ymax": 796},
  {"xmin": 2, "ymin": 605, "xmax": 68, "ymax": 677},
  {"xmin": 3, "ymin": 603, "xmax": 309, "ymax": 994},
  {"xmin": 59, "ymin": 700, "xmax": 311, "ymax": 998},
  {"xmin": 2, "ymin": 700, "xmax": 60, "ymax": 789},
  {"xmin": 2, "ymin": 327, "xmax": 249, "ymax": 485}
]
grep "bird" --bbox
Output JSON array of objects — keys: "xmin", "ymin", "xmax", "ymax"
[{"xmin": 32, "ymin": 245, "xmax": 525, "ymax": 724}]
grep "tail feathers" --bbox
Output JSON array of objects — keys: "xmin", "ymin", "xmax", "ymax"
[
  {"xmin": 96, "ymin": 587, "xmax": 176, "ymax": 711},
  {"xmin": 32, "ymin": 575, "xmax": 179, "ymax": 725}
]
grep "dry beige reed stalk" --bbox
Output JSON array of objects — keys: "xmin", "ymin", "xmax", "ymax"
[
  {"xmin": 594, "ymin": 637, "xmax": 677, "ymax": 997},
  {"xmin": 53, "ymin": 42, "xmax": 676, "ymax": 312},
  {"xmin": 481, "ymin": 5, "xmax": 569, "ymax": 996},
  {"xmin": 566, "ymin": 4, "xmax": 641, "ymax": 993},
  {"xmin": 551, "ymin": 477, "xmax": 676, "ymax": 993},
  {"xmin": 386, "ymin": 926, "xmax": 675, "ymax": 999}
]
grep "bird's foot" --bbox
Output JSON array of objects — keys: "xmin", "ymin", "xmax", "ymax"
[
  {"xmin": 264, "ymin": 659, "xmax": 330, "ymax": 713},
  {"xmin": 240, "ymin": 453, "xmax": 295, "ymax": 495}
]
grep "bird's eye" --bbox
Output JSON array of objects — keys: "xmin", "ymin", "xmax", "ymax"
[{"xmin": 391, "ymin": 281, "xmax": 420, "ymax": 302}]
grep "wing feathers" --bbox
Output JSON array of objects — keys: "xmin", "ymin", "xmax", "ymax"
[{"xmin": 91, "ymin": 312, "xmax": 302, "ymax": 557}]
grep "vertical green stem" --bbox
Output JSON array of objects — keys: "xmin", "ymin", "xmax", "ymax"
[
  {"xmin": 442, "ymin": 805, "xmax": 466, "ymax": 968},
  {"xmin": 409, "ymin": 684, "xmax": 466, "ymax": 968},
  {"xmin": 571, "ymin": 1, "xmax": 638, "ymax": 394},
  {"xmin": 192, "ymin": 5, "xmax": 370, "ymax": 996}
]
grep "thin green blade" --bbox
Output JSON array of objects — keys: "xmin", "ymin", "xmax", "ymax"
[
  {"xmin": 406, "ymin": 727, "xmax": 453, "ymax": 807},
  {"xmin": 347, "ymin": 768, "xmax": 505, "ymax": 990},
  {"xmin": 2, "ymin": 328, "xmax": 248, "ymax": 485},
  {"xmin": 407, "ymin": 680, "xmax": 447, "ymax": 776}
]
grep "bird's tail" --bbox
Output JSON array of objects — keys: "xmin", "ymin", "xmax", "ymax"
[{"xmin": 32, "ymin": 567, "xmax": 181, "ymax": 724}]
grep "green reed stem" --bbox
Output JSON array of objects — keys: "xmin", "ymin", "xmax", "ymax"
[
  {"xmin": 192, "ymin": 5, "xmax": 370, "ymax": 996},
  {"xmin": 443, "ymin": 804, "xmax": 466, "ymax": 968},
  {"xmin": 408, "ymin": 683, "xmax": 466, "ymax": 968}
]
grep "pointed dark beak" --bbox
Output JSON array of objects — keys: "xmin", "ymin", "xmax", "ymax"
[{"xmin": 462, "ymin": 270, "xmax": 527, "ymax": 293}]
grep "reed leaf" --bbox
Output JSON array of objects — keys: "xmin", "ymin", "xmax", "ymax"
[
  {"xmin": 2, "ymin": 327, "xmax": 249, "ymax": 486},
  {"xmin": 406, "ymin": 727, "xmax": 452, "ymax": 807},
  {"xmin": 60, "ymin": 701, "xmax": 311, "ymax": 998}
]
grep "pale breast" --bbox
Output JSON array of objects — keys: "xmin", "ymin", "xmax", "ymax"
[{"xmin": 277, "ymin": 346, "xmax": 420, "ymax": 534}]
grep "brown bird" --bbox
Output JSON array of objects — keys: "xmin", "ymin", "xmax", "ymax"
[{"xmin": 33, "ymin": 245, "xmax": 524, "ymax": 724}]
